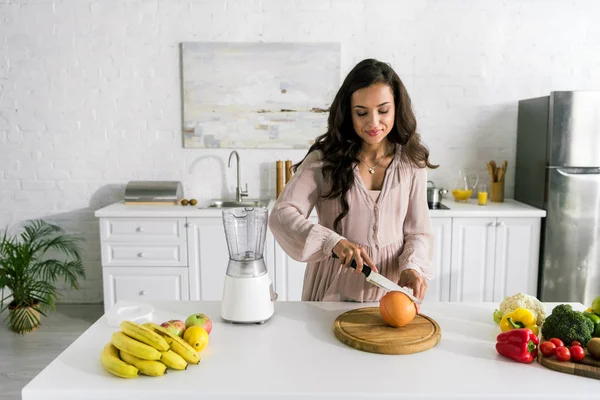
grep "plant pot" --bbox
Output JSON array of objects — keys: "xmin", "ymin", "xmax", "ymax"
[{"xmin": 8, "ymin": 300, "xmax": 41, "ymax": 334}]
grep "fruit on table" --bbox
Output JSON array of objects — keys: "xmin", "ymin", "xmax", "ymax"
[
  {"xmin": 539, "ymin": 341, "xmax": 556, "ymax": 357},
  {"xmin": 119, "ymin": 350, "xmax": 168, "ymax": 377},
  {"xmin": 569, "ymin": 345, "xmax": 585, "ymax": 362},
  {"xmin": 587, "ymin": 338, "xmax": 600, "ymax": 360},
  {"xmin": 549, "ymin": 338, "xmax": 564, "ymax": 348},
  {"xmin": 189, "ymin": 199, "xmax": 198, "ymax": 206},
  {"xmin": 111, "ymin": 331, "xmax": 161, "ymax": 361},
  {"xmin": 592, "ymin": 296, "xmax": 600, "ymax": 314},
  {"xmin": 100, "ymin": 343, "xmax": 139, "ymax": 379},
  {"xmin": 181, "ymin": 199, "xmax": 189, "ymax": 206},
  {"xmin": 555, "ymin": 346, "xmax": 571, "ymax": 362},
  {"xmin": 160, "ymin": 320, "xmax": 187, "ymax": 337},
  {"xmin": 183, "ymin": 326, "xmax": 209, "ymax": 352},
  {"xmin": 499, "ymin": 308, "xmax": 539, "ymax": 336},
  {"xmin": 120, "ymin": 321, "xmax": 169, "ymax": 351},
  {"xmin": 143, "ymin": 322, "xmax": 201, "ymax": 364},
  {"xmin": 185, "ymin": 313, "xmax": 213, "ymax": 335},
  {"xmin": 379, "ymin": 291, "xmax": 416, "ymax": 328},
  {"xmin": 160, "ymin": 350, "xmax": 188, "ymax": 370},
  {"xmin": 495, "ymin": 328, "xmax": 539, "ymax": 363}
]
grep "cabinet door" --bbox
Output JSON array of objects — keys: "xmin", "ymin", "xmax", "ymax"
[
  {"xmin": 493, "ymin": 217, "xmax": 541, "ymax": 300},
  {"xmin": 273, "ymin": 216, "xmax": 317, "ymax": 301},
  {"xmin": 187, "ymin": 217, "xmax": 274, "ymax": 301},
  {"xmin": 450, "ymin": 217, "xmax": 496, "ymax": 302},
  {"xmin": 426, "ymin": 217, "xmax": 452, "ymax": 302},
  {"xmin": 103, "ymin": 267, "xmax": 189, "ymax": 311}
]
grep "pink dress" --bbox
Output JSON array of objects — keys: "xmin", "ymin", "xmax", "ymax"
[{"xmin": 268, "ymin": 145, "xmax": 435, "ymax": 302}]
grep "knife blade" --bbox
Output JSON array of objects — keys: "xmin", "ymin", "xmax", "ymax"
[{"xmin": 331, "ymin": 254, "xmax": 422, "ymax": 304}]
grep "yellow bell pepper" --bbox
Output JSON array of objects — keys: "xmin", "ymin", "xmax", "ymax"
[{"xmin": 500, "ymin": 308, "xmax": 539, "ymax": 336}]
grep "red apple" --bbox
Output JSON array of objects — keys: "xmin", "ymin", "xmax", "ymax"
[
  {"xmin": 185, "ymin": 313, "xmax": 212, "ymax": 335},
  {"xmin": 160, "ymin": 319, "xmax": 186, "ymax": 337}
]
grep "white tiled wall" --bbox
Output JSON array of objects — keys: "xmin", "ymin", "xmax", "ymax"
[{"xmin": 2, "ymin": 0, "xmax": 599, "ymax": 302}]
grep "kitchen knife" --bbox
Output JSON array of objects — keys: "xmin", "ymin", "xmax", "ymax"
[{"xmin": 331, "ymin": 253, "xmax": 422, "ymax": 304}]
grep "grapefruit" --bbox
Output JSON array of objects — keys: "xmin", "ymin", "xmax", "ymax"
[{"xmin": 379, "ymin": 291, "xmax": 417, "ymax": 328}]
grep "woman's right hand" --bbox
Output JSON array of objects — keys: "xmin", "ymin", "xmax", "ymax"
[{"xmin": 332, "ymin": 239, "xmax": 378, "ymax": 274}]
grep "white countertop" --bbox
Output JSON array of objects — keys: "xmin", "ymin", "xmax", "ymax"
[
  {"xmin": 94, "ymin": 198, "xmax": 546, "ymax": 218},
  {"xmin": 22, "ymin": 300, "xmax": 596, "ymax": 400}
]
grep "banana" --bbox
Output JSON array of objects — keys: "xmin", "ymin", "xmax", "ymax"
[
  {"xmin": 120, "ymin": 321, "xmax": 169, "ymax": 352},
  {"xmin": 111, "ymin": 331, "xmax": 161, "ymax": 361},
  {"xmin": 160, "ymin": 350, "xmax": 188, "ymax": 370},
  {"xmin": 143, "ymin": 322, "xmax": 201, "ymax": 364},
  {"xmin": 119, "ymin": 350, "xmax": 167, "ymax": 377},
  {"xmin": 100, "ymin": 343, "xmax": 139, "ymax": 379}
]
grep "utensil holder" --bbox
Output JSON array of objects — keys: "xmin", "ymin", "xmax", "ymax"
[
  {"xmin": 276, "ymin": 161, "xmax": 284, "ymax": 199},
  {"xmin": 490, "ymin": 181, "xmax": 504, "ymax": 202}
]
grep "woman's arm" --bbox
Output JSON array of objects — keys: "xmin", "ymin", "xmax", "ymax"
[
  {"xmin": 398, "ymin": 166, "xmax": 435, "ymax": 280},
  {"xmin": 268, "ymin": 151, "xmax": 345, "ymax": 263}
]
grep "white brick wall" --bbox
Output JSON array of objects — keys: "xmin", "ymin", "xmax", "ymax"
[{"xmin": 1, "ymin": 0, "xmax": 600, "ymax": 303}]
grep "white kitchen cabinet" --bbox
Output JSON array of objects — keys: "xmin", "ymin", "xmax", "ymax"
[
  {"xmin": 492, "ymin": 217, "xmax": 541, "ymax": 301},
  {"xmin": 450, "ymin": 217, "xmax": 541, "ymax": 302},
  {"xmin": 426, "ymin": 217, "xmax": 452, "ymax": 302},
  {"xmin": 272, "ymin": 216, "xmax": 317, "ymax": 301},
  {"xmin": 103, "ymin": 267, "xmax": 189, "ymax": 310},
  {"xmin": 187, "ymin": 217, "xmax": 275, "ymax": 301}
]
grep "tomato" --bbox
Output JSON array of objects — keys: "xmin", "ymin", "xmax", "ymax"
[
  {"xmin": 555, "ymin": 346, "xmax": 571, "ymax": 362},
  {"xmin": 550, "ymin": 338, "xmax": 564, "ymax": 348},
  {"xmin": 539, "ymin": 341, "xmax": 556, "ymax": 357},
  {"xmin": 570, "ymin": 341, "xmax": 582, "ymax": 348},
  {"xmin": 570, "ymin": 345, "xmax": 585, "ymax": 362}
]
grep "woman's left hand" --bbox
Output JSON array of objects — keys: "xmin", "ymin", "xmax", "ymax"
[{"xmin": 398, "ymin": 269, "xmax": 427, "ymax": 302}]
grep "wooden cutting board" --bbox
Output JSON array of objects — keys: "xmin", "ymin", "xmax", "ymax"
[
  {"xmin": 333, "ymin": 307, "xmax": 441, "ymax": 355},
  {"xmin": 537, "ymin": 344, "xmax": 600, "ymax": 380}
]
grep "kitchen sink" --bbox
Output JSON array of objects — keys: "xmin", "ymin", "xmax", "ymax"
[{"xmin": 200, "ymin": 198, "xmax": 272, "ymax": 209}]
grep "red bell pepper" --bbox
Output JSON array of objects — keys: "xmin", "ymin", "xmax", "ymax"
[{"xmin": 495, "ymin": 328, "xmax": 539, "ymax": 363}]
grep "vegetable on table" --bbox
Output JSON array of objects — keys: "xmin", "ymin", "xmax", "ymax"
[
  {"xmin": 570, "ymin": 345, "xmax": 585, "ymax": 362},
  {"xmin": 541, "ymin": 304, "xmax": 595, "ymax": 347},
  {"xmin": 495, "ymin": 328, "xmax": 539, "ymax": 363},
  {"xmin": 493, "ymin": 292, "xmax": 546, "ymax": 326},
  {"xmin": 539, "ymin": 341, "xmax": 556, "ymax": 357},
  {"xmin": 500, "ymin": 308, "xmax": 539, "ymax": 336},
  {"xmin": 555, "ymin": 346, "xmax": 571, "ymax": 362}
]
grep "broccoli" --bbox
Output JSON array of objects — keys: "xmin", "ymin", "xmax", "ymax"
[{"xmin": 541, "ymin": 304, "xmax": 595, "ymax": 346}]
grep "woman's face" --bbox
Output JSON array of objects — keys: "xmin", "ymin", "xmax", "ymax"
[{"xmin": 350, "ymin": 82, "xmax": 396, "ymax": 147}]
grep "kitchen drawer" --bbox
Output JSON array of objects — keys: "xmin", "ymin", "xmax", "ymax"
[
  {"xmin": 103, "ymin": 267, "xmax": 189, "ymax": 311},
  {"xmin": 100, "ymin": 217, "xmax": 186, "ymax": 242},
  {"xmin": 101, "ymin": 242, "xmax": 187, "ymax": 267}
]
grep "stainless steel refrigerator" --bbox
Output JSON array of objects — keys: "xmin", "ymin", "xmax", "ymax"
[{"xmin": 515, "ymin": 91, "xmax": 600, "ymax": 305}]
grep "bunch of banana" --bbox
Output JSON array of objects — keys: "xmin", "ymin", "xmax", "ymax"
[
  {"xmin": 100, "ymin": 343, "xmax": 139, "ymax": 379},
  {"xmin": 100, "ymin": 320, "xmax": 196, "ymax": 379},
  {"xmin": 143, "ymin": 322, "xmax": 201, "ymax": 364}
]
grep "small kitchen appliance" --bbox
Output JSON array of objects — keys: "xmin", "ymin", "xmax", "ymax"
[{"xmin": 221, "ymin": 207, "xmax": 276, "ymax": 324}]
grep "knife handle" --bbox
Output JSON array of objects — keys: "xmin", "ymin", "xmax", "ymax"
[{"xmin": 331, "ymin": 253, "xmax": 372, "ymax": 277}]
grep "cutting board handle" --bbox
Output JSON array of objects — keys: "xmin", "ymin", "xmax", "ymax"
[{"xmin": 331, "ymin": 253, "xmax": 372, "ymax": 277}]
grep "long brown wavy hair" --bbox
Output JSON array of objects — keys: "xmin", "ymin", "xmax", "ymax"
[{"xmin": 294, "ymin": 58, "xmax": 438, "ymax": 233}]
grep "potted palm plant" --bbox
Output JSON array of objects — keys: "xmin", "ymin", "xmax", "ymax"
[{"xmin": 0, "ymin": 219, "xmax": 85, "ymax": 334}]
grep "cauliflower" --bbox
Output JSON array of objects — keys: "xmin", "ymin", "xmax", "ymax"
[{"xmin": 493, "ymin": 292, "xmax": 546, "ymax": 326}]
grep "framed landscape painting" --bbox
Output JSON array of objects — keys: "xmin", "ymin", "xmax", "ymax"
[{"xmin": 181, "ymin": 42, "xmax": 341, "ymax": 149}]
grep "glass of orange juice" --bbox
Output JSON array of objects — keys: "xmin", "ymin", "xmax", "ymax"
[{"xmin": 478, "ymin": 183, "xmax": 488, "ymax": 206}]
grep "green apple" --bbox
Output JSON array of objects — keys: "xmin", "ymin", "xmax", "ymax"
[
  {"xmin": 185, "ymin": 313, "xmax": 212, "ymax": 335},
  {"xmin": 592, "ymin": 296, "xmax": 600, "ymax": 315}
]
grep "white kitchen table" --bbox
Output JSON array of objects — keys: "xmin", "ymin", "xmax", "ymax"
[{"xmin": 22, "ymin": 301, "xmax": 598, "ymax": 400}]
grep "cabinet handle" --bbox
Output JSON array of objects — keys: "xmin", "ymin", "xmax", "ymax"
[
  {"xmin": 488, "ymin": 222, "xmax": 495, "ymax": 227},
  {"xmin": 498, "ymin": 221, "xmax": 505, "ymax": 227},
  {"xmin": 136, "ymin": 227, "xmax": 144, "ymax": 232},
  {"xmin": 139, "ymin": 290, "xmax": 146, "ymax": 296},
  {"xmin": 137, "ymin": 252, "xmax": 144, "ymax": 258}
]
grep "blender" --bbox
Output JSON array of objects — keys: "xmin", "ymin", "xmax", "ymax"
[{"xmin": 221, "ymin": 207, "xmax": 277, "ymax": 324}]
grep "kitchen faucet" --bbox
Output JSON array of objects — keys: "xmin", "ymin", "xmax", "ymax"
[{"xmin": 228, "ymin": 150, "xmax": 248, "ymax": 202}]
